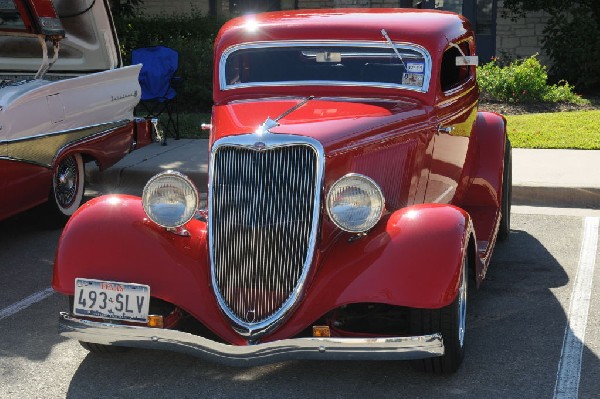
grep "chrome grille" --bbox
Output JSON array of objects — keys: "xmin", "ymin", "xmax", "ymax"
[{"xmin": 210, "ymin": 142, "xmax": 319, "ymax": 330}]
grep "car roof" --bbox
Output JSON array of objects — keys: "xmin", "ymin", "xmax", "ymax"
[{"xmin": 215, "ymin": 8, "xmax": 472, "ymax": 57}]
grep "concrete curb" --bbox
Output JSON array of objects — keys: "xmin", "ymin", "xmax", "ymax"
[
  {"xmin": 86, "ymin": 142, "xmax": 600, "ymax": 210},
  {"xmin": 513, "ymin": 186, "xmax": 600, "ymax": 209},
  {"xmin": 86, "ymin": 139, "xmax": 208, "ymax": 197}
]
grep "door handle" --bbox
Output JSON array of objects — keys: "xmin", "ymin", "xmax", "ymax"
[{"xmin": 437, "ymin": 124, "xmax": 455, "ymax": 134}]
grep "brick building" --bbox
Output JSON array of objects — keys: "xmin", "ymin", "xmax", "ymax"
[{"xmin": 141, "ymin": 0, "xmax": 550, "ymax": 64}]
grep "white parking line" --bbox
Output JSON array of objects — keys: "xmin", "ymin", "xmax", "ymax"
[
  {"xmin": 554, "ymin": 217, "xmax": 599, "ymax": 399},
  {"xmin": 0, "ymin": 287, "xmax": 54, "ymax": 321}
]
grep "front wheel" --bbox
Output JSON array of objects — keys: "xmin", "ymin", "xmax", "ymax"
[
  {"xmin": 410, "ymin": 254, "xmax": 468, "ymax": 373},
  {"xmin": 52, "ymin": 153, "xmax": 85, "ymax": 217}
]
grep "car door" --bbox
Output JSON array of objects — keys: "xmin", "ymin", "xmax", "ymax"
[{"xmin": 424, "ymin": 38, "xmax": 478, "ymax": 204}]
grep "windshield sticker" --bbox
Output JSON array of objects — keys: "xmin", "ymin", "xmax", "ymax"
[
  {"xmin": 402, "ymin": 73, "xmax": 424, "ymax": 87},
  {"xmin": 406, "ymin": 62, "xmax": 425, "ymax": 73}
]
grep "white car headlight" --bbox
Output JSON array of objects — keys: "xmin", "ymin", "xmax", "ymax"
[
  {"xmin": 326, "ymin": 173, "xmax": 385, "ymax": 233},
  {"xmin": 142, "ymin": 171, "xmax": 199, "ymax": 228}
]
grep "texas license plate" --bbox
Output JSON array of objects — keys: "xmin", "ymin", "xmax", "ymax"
[{"xmin": 74, "ymin": 278, "xmax": 150, "ymax": 322}]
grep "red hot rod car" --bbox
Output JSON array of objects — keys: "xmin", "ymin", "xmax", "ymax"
[{"xmin": 53, "ymin": 9, "xmax": 511, "ymax": 373}]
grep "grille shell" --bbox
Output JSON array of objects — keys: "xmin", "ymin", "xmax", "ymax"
[{"xmin": 208, "ymin": 133, "xmax": 325, "ymax": 338}]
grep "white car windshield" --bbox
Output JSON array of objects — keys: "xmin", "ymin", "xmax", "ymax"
[{"xmin": 220, "ymin": 42, "xmax": 431, "ymax": 92}]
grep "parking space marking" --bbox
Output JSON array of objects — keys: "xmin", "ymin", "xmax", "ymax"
[
  {"xmin": 0, "ymin": 288, "xmax": 54, "ymax": 321},
  {"xmin": 554, "ymin": 217, "xmax": 599, "ymax": 399}
]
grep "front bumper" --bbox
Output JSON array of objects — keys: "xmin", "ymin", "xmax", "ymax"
[{"xmin": 59, "ymin": 312, "xmax": 444, "ymax": 366}]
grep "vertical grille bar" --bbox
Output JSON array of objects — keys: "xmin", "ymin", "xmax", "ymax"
[{"xmin": 210, "ymin": 144, "xmax": 318, "ymax": 325}]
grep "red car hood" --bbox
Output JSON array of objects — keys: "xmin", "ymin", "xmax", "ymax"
[{"xmin": 211, "ymin": 97, "xmax": 434, "ymax": 154}]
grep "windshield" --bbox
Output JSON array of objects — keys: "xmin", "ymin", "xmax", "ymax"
[{"xmin": 220, "ymin": 42, "xmax": 431, "ymax": 92}]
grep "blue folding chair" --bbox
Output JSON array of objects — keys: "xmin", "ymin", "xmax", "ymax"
[{"xmin": 132, "ymin": 46, "xmax": 181, "ymax": 143}]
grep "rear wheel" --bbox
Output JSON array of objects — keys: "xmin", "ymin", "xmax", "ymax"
[
  {"xmin": 410, "ymin": 254, "xmax": 468, "ymax": 373},
  {"xmin": 51, "ymin": 153, "xmax": 85, "ymax": 218},
  {"xmin": 79, "ymin": 341, "xmax": 129, "ymax": 354},
  {"xmin": 498, "ymin": 139, "xmax": 512, "ymax": 241}
]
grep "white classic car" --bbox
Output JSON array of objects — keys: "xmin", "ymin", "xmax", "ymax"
[{"xmin": 0, "ymin": 0, "xmax": 151, "ymax": 221}]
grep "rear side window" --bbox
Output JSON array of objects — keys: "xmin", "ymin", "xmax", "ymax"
[{"xmin": 440, "ymin": 42, "xmax": 471, "ymax": 92}]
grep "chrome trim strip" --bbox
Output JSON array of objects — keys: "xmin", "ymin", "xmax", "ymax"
[
  {"xmin": 228, "ymin": 96, "xmax": 403, "ymax": 105},
  {"xmin": 208, "ymin": 133, "xmax": 325, "ymax": 340},
  {"xmin": 59, "ymin": 313, "xmax": 444, "ymax": 366},
  {"xmin": 1, "ymin": 120, "xmax": 131, "ymax": 168},
  {"xmin": 219, "ymin": 40, "xmax": 432, "ymax": 93},
  {"xmin": 0, "ymin": 120, "xmax": 129, "ymax": 145},
  {"xmin": 0, "ymin": 156, "xmax": 51, "ymax": 169}
]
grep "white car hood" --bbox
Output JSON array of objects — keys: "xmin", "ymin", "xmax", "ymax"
[{"xmin": 0, "ymin": 0, "xmax": 121, "ymax": 75}]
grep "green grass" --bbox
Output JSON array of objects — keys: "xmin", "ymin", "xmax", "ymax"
[{"xmin": 506, "ymin": 110, "xmax": 600, "ymax": 149}]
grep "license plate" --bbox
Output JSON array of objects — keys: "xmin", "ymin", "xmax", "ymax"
[{"xmin": 74, "ymin": 278, "xmax": 150, "ymax": 322}]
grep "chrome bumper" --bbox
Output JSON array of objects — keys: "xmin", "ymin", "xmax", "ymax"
[{"xmin": 59, "ymin": 312, "xmax": 444, "ymax": 366}]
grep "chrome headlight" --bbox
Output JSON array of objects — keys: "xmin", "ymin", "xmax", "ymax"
[
  {"xmin": 326, "ymin": 173, "xmax": 385, "ymax": 233},
  {"xmin": 142, "ymin": 171, "xmax": 199, "ymax": 228}
]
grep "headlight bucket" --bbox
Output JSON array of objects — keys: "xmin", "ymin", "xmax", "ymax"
[
  {"xmin": 142, "ymin": 171, "xmax": 199, "ymax": 228},
  {"xmin": 326, "ymin": 173, "xmax": 385, "ymax": 233}
]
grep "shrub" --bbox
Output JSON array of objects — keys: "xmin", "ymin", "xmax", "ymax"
[
  {"xmin": 542, "ymin": 7, "xmax": 600, "ymax": 92},
  {"xmin": 114, "ymin": 11, "xmax": 225, "ymax": 112},
  {"xmin": 477, "ymin": 55, "xmax": 586, "ymax": 104}
]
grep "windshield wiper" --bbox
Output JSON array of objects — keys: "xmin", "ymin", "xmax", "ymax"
[
  {"xmin": 257, "ymin": 96, "xmax": 314, "ymax": 135},
  {"xmin": 274, "ymin": 96, "xmax": 314, "ymax": 122},
  {"xmin": 381, "ymin": 29, "xmax": 407, "ymax": 70}
]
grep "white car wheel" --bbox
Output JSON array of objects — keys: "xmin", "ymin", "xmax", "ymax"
[{"xmin": 52, "ymin": 153, "xmax": 85, "ymax": 216}]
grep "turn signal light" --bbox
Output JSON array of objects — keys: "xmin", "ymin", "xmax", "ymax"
[
  {"xmin": 147, "ymin": 315, "xmax": 164, "ymax": 328},
  {"xmin": 312, "ymin": 326, "xmax": 330, "ymax": 337}
]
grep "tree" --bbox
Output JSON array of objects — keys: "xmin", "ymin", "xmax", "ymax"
[
  {"xmin": 109, "ymin": 0, "xmax": 145, "ymax": 18},
  {"xmin": 502, "ymin": 0, "xmax": 600, "ymax": 91}
]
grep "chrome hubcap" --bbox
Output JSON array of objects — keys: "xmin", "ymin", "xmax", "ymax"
[{"xmin": 55, "ymin": 156, "xmax": 78, "ymax": 208}]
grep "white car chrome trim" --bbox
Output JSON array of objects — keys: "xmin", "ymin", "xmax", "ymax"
[{"xmin": 0, "ymin": 120, "xmax": 129, "ymax": 145}]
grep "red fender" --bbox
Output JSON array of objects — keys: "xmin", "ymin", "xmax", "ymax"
[
  {"xmin": 266, "ymin": 203, "xmax": 473, "ymax": 342},
  {"xmin": 52, "ymin": 195, "xmax": 246, "ymax": 345},
  {"xmin": 53, "ymin": 119, "xmax": 151, "ymax": 172},
  {"xmin": 463, "ymin": 111, "xmax": 507, "ymax": 209},
  {"xmin": 53, "ymin": 197, "xmax": 472, "ymax": 344},
  {"xmin": 54, "ymin": 124, "xmax": 135, "ymax": 172},
  {"xmin": 460, "ymin": 111, "xmax": 507, "ymax": 278}
]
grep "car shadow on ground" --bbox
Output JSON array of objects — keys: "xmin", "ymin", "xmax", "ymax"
[
  {"xmin": 0, "ymin": 206, "xmax": 71, "ymax": 366},
  {"xmin": 61, "ymin": 221, "xmax": 600, "ymax": 398}
]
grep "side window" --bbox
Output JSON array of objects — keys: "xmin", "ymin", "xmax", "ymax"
[{"xmin": 440, "ymin": 42, "xmax": 471, "ymax": 92}]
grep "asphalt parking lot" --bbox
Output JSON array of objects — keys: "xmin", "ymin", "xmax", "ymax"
[{"xmin": 0, "ymin": 206, "xmax": 599, "ymax": 398}]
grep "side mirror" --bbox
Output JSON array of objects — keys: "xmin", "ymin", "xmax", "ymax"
[{"xmin": 456, "ymin": 56, "xmax": 478, "ymax": 66}]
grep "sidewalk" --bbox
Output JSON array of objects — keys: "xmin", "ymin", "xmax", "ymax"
[
  {"xmin": 512, "ymin": 149, "xmax": 600, "ymax": 209},
  {"xmin": 87, "ymin": 140, "xmax": 600, "ymax": 209},
  {"xmin": 86, "ymin": 139, "xmax": 209, "ymax": 197}
]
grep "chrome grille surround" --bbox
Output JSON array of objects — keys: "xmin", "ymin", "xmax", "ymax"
[{"xmin": 208, "ymin": 132, "xmax": 325, "ymax": 340}]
